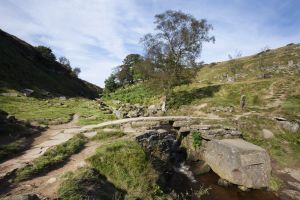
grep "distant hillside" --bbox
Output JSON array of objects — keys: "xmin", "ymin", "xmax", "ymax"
[{"xmin": 0, "ymin": 29, "xmax": 102, "ymax": 98}]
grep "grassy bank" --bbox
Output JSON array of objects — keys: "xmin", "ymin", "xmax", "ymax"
[
  {"xmin": 0, "ymin": 94, "xmax": 115, "ymax": 125},
  {"xmin": 88, "ymin": 140, "xmax": 167, "ymax": 199}
]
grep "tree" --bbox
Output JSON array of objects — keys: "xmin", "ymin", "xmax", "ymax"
[
  {"xmin": 115, "ymin": 54, "xmax": 143, "ymax": 85},
  {"xmin": 35, "ymin": 46, "xmax": 56, "ymax": 61},
  {"xmin": 141, "ymin": 10, "xmax": 214, "ymax": 93},
  {"xmin": 72, "ymin": 67, "xmax": 81, "ymax": 77},
  {"xmin": 58, "ymin": 56, "xmax": 72, "ymax": 71},
  {"xmin": 104, "ymin": 74, "xmax": 119, "ymax": 92}
]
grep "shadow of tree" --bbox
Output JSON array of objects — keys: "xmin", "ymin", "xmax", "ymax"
[{"xmin": 168, "ymin": 85, "xmax": 221, "ymax": 109}]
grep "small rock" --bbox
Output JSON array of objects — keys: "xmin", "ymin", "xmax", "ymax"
[
  {"xmin": 218, "ymin": 178, "xmax": 232, "ymax": 187},
  {"xmin": 238, "ymin": 185, "xmax": 250, "ymax": 192},
  {"xmin": 262, "ymin": 129, "xmax": 274, "ymax": 139},
  {"xmin": 47, "ymin": 177, "xmax": 57, "ymax": 184},
  {"xmin": 59, "ymin": 96, "xmax": 67, "ymax": 101},
  {"xmin": 179, "ymin": 126, "xmax": 190, "ymax": 133}
]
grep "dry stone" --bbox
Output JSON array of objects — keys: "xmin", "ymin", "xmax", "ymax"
[{"xmin": 204, "ymin": 139, "xmax": 271, "ymax": 189}]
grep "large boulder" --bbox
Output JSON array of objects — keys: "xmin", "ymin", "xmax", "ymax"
[{"xmin": 204, "ymin": 139, "xmax": 271, "ymax": 189}]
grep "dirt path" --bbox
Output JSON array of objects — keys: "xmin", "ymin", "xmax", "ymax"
[
  {"xmin": 0, "ymin": 115, "xmax": 207, "ymax": 180},
  {"xmin": 0, "ymin": 114, "xmax": 80, "ymax": 179},
  {"xmin": 3, "ymin": 131, "xmax": 138, "ymax": 199}
]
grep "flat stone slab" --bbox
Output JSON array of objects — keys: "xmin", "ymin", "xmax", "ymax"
[{"xmin": 204, "ymin": 139, "xmax": 271, "ymax": 189}]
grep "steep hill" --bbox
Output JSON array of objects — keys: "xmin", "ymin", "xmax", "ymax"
[{"xmin": 0, "ymin": 29, "xmax": 101, "ymax": 98}]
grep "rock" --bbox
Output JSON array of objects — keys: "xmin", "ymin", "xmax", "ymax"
[
  {"xmin": 127, "ymin": 110, "xmax": 139, "ymax": 118},
  {"xmin": 190, "ymin": 124, "xmax": 211, "ymax": 130},
  {"xmin": 262, "ymin": 129, "xmax": 274, "ymax": 139},
  {"xmin": 218, "ymin": 178, "xmax": 232, "ymax": 187},
  {"xmin": 193, "ymin": 161, "xmax": 211, "ymax": 175},
  {"xmin": 131, "ymin": 121, "xmax": 160, "ymax": 128},
  {"xmin": 204, "ymin": 139, "xmax": 271, "ymax": 189},
  {"xmin": 112, "ymin": 100, "xmax": 121, "ymax": 105},
  {"xmin": 281, "ymin": 189, "xmax": 300, "ymax": 200},
  {"xmin": 148, "ymin": 105, "xmax": 158, "ymax": 115},
  {"xmin": 280, "ymin": 121, "xmax": 299, "ymax": 133},
  {"xmin": 22, "ymin": 89, "xmax": 34, "ymax": 97},
  {"xmin": 59, "ymin": 96, "xmax": 67, "ymax": 101},
  {"xmin": 179, "ymin": 126, "xmax": 190, "ymax": 133},
  {"xmin": 47, "ymin": 177, "xmax": 57, "ymax": 184},
  {"xmin": 201, "ymin": 128, "xmax": 242, "ymax": 140},
  {"xmin": 160, "ymin": 96, "xmax": 167, "ymax": 112},
  {"xmin": 3, "ymin": 193, "xmax": 41, "ymax": 200},
  {"xmin": 238, "ymin": 185, "xmax": 250, "ymax": 192},
  {"xmin": 173, "ymin": 120, "xmax": 189, "ymax": 128},
  {"xmin": 1, "ymin": 92, "xmax": 19, "ymax": 97},
  {"xmin": 240, "ymin": 95, "xmax": 246, "ymax": 110},
  {"xmin": 113, "ymin": 110, "xmax": 124, "ymax": 119}
]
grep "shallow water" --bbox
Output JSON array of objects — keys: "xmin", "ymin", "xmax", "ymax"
[{"xmin": 193, "ymin": 170, "xmax": 280, "ymax": 200}]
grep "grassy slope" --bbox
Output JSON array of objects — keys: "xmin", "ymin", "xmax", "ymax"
[
  {"xmin": 0, "ymin": 94, "xmax": 115, "ymax": 125},
  {"xmin": 0, "ymin": 29, "xmax": 101, "ymax": 98},
  {"xmin": 103, "ymin": 43, "xmax": 300, "ymax": 172}
]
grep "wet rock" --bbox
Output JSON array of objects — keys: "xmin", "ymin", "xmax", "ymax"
[
  {"xmin": 204, "ymin": 139, "xmax": 271, "ymax": 189},
  {"xmin": 193, "ymin": 161, "xmax": 211, "ymax": 175},
  {"xmin": 238, "ymin": 185, "xmax": 250, "ymax": 192},
  {"xmin": 218, "ymin": 178, "xmax": 232, "ymax": 187}
]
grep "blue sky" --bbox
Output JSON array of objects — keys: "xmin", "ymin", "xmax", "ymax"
[{"xmin": 0, "ymin": 0, "xmax": 299, "ymax": 87}]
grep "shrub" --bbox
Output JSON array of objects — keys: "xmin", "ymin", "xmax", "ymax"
[{"xmin": 192, "ymin": 131, "xmax": 202, "ymax": 148}]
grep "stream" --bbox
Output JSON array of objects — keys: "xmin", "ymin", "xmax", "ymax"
[{"xmin": 136, "ymin": 126, "xmax": 280, "ymax": 200}]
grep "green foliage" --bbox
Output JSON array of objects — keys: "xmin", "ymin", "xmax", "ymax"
[
  {"xmin": 104, "ymin": 74, "xmax": 119, "ymax": 93},
  {"xmin": 192, "ymin": 131, "xmax": 202, "ymax": 148},
  {"xmin": 141, "ymin": 10, "xmax": 214, "ymax": 93},
  {"xmin": 103, "ymin": 83, "xmax": 160, "ymax": 105},
  {"xmin": 92, "ymin": 129, "xmax": 125, "ymax": 141},
  {"xmin": 35, "ymin": 45, "xmax": 56, "ymax": 61},
  {"xmin": 269, "ymin": 174, "xmax": 284, "ymax": 191},
  {"xmin": 15, "ymin": 134, "xmax": 87, "ymax": 182},
  {"xmin": 59, "ymin": 167, "xmax": 126, "ymax": 200},
  {"xmin": 88, "ymin": 141, "xmax": 161, "ymax": 199},
  {"xmin": 282, "ymin": 95, "xmax": 300, "ymax": 116}
]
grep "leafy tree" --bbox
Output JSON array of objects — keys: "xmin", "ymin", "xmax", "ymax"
[
  {"xmin": 58, "ymin": 56, "xmax": 72, "ymax": 71},
  {"xmin": 104, "ymin": 74, "xmax": 119, "ymax": 92},
  {"xmin": 141, "ymin": 10, "xmax": 215, "ymax": 94},
  {"xmin": 115, "ymin": 54, "xmax": 143, "ymax": 85},
  {"xmin": 35, "ymin": 46, "xmax": 56, "ymax": 61},
  {"xmin": 72, "ymin": 67, "xmax": 81, "ymax": 77}
]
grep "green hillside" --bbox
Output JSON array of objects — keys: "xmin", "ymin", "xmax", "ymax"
[{"xmin": 0, "ymin": 29, "xmax": 101, "ymax": 98}]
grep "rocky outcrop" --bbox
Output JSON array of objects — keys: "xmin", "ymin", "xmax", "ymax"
[
  {"xmin": 274, "ymin": 117, "xmax": 299, "ymax": 133},
  {"xmin": 204, "ymin": 139, "xmax": 271, "ymax": 189}
]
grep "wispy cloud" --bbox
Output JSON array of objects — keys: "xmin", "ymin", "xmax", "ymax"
[{"xmin": 0, "ymin": 0, "xmax": 299, "ymax": 86}]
